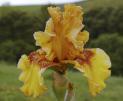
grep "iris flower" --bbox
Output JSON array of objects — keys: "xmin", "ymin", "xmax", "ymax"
[{"xmin": 18, "ymin": 4, "xmax": 111, "ymax": 97}]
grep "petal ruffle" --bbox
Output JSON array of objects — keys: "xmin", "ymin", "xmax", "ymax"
[
  {"xmin": 18, "ymin": 55, "xmax": 47, "ymax": 97},
  {"xmin": 63, "ymin": 4, "xmax": 83, "ymax": 36},
  {"xmin": 72, "ymin": 30, "xmax": 89, "ymax": 50},
  {"xmin": 34, "ymin": 31, "xmax": 52, "ymax": 47},
  {"xmin": 34, "ymin": 31, "xmax": 55, "ymax": 60},
  {"xmin": 45, "ymin": 18, "xmax": 54, "ymax": 34},
  {"xmin": 48, "ymin": 6, "xmax": 62, "ymax": 25}
]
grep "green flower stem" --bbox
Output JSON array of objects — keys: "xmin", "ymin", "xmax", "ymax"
[
  {"xmin": 64, "ymin": 83, "xmax": 75, "ymax": 101},
  {"xmin": 52, "ymin": 72, "xmax": 76, "ymax": 101}
]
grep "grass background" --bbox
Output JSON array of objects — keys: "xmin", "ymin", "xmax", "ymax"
[{"xmin": 0, "ymin": 62, "xmax": 123, "ymax": 101}]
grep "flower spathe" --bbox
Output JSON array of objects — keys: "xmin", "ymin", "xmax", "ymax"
[{"xmin": 18, "ymin": 4, "xmax": 111, "ymax": 98}]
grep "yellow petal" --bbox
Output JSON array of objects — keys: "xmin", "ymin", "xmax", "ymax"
[
  {"xmin": 48, "ymin": 6, "xmax": 62, "ymax": 24},
  {"xmin": 18, "ymin": 55, "xmax": 47, "ymax": 97},
  {"xmin": 20, "ymin": 64, "xmax": 47, "ymax": 97},
  {"xmin": 18, "ymin": 55, "xmax": 30, "ymax": 70},
  {"xmin": 41, "ymin": 42, "xmax": 55, "ymax": 60},
  {"xmin": 72, "ymin": 30, "xmax": 89, "ymax": 50},
  {"xmin": 34, "ymin": 31, "xmax": 52, "ymax": 47},
  {"xmin": 45, "ymin": 18, "xmax": 54, "ymax": 34},
  {"xmin": 76, "ymin": 30, "xmax": 89, "ymax": 44},
  {"xmin": 63, "ymin": 4, "xmax": 84, "ymax": 42},
  {"xmin": 74, "ymin": 48, "xmax": 111, "ymax": 96}
]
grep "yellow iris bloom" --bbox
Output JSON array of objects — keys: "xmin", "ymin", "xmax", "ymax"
[{"xmin": 18, "ymin": 4, "xmax": 111, "ymax": 97}]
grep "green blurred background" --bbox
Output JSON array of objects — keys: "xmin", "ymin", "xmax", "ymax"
[{"xmin": 0, "ymin": 0, "xmax": 123, "ymax": 101}]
